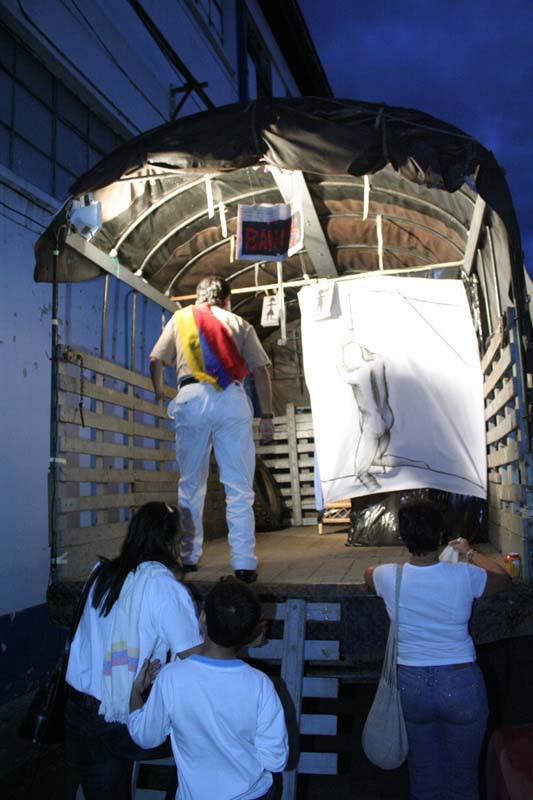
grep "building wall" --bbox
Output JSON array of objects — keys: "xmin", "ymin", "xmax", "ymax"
[{"xmin": 0, "ymin": 0, "xmax": 303, "ymax": 699}]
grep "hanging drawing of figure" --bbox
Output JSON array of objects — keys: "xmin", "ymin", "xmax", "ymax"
[
  {"xmin": 299, "ymin": 276, "xmax": 487, "ymax": 505},
  {"xmin": 337, "ymin": 335, "xmax": 429, "ymax": 491}
]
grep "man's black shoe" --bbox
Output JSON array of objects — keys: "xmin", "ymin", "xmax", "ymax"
[
  {"xmin": 181, "ymin": 563, "xmax": 198, "ymax": 573},
  {"xmin": 234, "ymin": 569, "xmax": 258, "ymax": 584}
]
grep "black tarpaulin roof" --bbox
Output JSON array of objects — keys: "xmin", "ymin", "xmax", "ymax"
[{"xmin": 34, "ymin": 97, "xmax": 526, "ymax": 331}]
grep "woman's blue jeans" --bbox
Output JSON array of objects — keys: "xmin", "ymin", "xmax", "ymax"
[
  {"xmin": 398, "ymin": 663, "xmax": 488, "ymax": 800},
  {"xmin": 65, "ymin": 691, "xmax": 174, "ymax": 800}
]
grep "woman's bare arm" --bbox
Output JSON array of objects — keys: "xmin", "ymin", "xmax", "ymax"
[
  {"xmin": 449, "ymin": 537, "xmax": 511, "ymax": 597},
  {"xmin": 364, "ymin": 566, "xmax": 376, "ymax": 592}
]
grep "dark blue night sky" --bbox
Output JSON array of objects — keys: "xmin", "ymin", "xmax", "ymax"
[{"xmin": 301, "ymin": 0, "xmax": 533, "ymax": 277}]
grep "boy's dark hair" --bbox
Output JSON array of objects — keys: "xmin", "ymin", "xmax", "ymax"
[
  {"xmin": 204, "ymin": 577, "xmax": 261, "ymax": 648},
  {"xmin": 196, "ymin": 275, "xmax": 231, "ymax": 306},
  {"xmin": 398, "ymin": 499, "xmax": 443, "ymax": 555}
]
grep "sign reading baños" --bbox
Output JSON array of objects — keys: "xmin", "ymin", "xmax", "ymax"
[{"xmin": 236, "ymin": 201, "xmax": 303, "ymax": 261}]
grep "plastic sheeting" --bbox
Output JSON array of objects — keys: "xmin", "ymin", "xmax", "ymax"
[
  {"xmin": 34, "ymin": 98, "xmax": 525, "ymax": 336},
  {"xmin": 344, "ymin": 490, "xmax": 487, "ymax": 547}
]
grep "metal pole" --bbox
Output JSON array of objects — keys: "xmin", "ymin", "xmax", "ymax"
[
  {"xmin": 277, "ymin": 261, "xmax": 287, "ymax": 346},
  {"xmin": 100, "ymin": 274, "xmax": 110, "ymax": 358},
  {"xmin": 131, "ymin": 291, "xmax": 138, "ymax": 371},
  {"xmin": 170, "ymin": 261, "xmax": 464, "ymax": 301},
  {"xmin": 48, "ymin": 237, "xmax": 60, "ymax": 581}
]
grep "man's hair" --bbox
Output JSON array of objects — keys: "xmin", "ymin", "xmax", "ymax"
[
  {"xmin": 204, "ymin": 577, "xmax": 261, "ymax": 648},
  {"xmin": 195, "ymin": 275, "xmax": 231, "ymax": 306},
  {"xmin": 398, "ymin": 499, "xmax": 443, "ymax": 555}
]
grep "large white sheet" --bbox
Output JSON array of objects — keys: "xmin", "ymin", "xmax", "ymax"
[{"xmin": 299, "ymin": 276, "xmax": 487, "ymax": 503}]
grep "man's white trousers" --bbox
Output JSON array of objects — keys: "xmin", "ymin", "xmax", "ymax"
[{"xmin": 168, "ymin": 381, "xmax": 257, "ymax": 570}]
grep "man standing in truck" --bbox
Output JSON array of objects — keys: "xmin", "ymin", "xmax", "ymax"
[{"xmin": 149, "ymin": 275, "xmax": 274, "ymax": 583}]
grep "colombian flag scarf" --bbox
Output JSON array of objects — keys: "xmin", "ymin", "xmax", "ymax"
[{"xmin": 175, "ymin": 303, "xmax": 248, "ymax": 390}]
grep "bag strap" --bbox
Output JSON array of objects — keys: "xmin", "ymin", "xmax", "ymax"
[
  {"xmin": 381, "ymin": 564, "xmax": 403, "ymax": 683},
  {"xmin": 393, "ymin": 563, "xmax": 403, "ymax": 636}
]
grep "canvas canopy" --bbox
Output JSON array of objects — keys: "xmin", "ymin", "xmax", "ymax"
[{"xmin": 34, "ymin": 96, "xmax": 527, "ymax": 337}]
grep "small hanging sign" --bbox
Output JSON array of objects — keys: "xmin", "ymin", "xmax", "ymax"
[
  {"xmin": 260, "ymin": 293, "xmax": 281, "ymax": 327},
  {"xmin": 311, "ymin": 281, "xmax": 335, "ymax": 320},
  {"xmin": 236, "ymin": 199, "xmax": 303, "ymax": 262}
]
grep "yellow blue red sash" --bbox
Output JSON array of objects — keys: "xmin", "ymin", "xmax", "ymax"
[{"xmin": 175, "ymin": 304, "xmax": 248, "ymax": 390}]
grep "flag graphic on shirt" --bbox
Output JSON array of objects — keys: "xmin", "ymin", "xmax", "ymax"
[{"xmin": 174, "ymin": 303, "xmax": 248, "ymax": 390}]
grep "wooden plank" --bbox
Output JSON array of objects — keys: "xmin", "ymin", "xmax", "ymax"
[
  {"xmin": 306, "ymin": 603, "xmax": 341, "ymax": 622},
  {"xmin": 302, "ymin": 677, "xmax": 339, "ymax": 699},
  {"xmin": 484, "ymin": 380, "xmax": 515, "ymax": 422},
  {"xmin": 58, "ymin": 370, "xmax": 171, "ymax": 418},
  {"xmin": 58, "ymin": 536, "xmax": 124, "ymax": 581},
  {"xmin": 298, "ymin": 752, "xmax": 338, "ymax": 775},
  {"xmin": 254, "ymin": 427, "xmax": 290, "ymax": 444},
  {"xmin": 488, "ymin": 522, "xmax": 526, "ymax": 565},
  {"xmin": 64, "ymin": 233, "xmax": 178, "ymax": 313},
  {"xmin": 490, "ymin": 507, "xmax": 527, "ymax": 538},
  {"xmin": 286, "ymin": 404, "xmax": 303, "ymax": 526},
  {"xmin": 249, "ymin": 640, "xmax": 339, "ymax": 661},
  {"xmin": 489, "ymin": 482, "xmax": 525, "ymax": 504},
  {"xmin": 257, "ymin": 442, "xmax": 315, "ymax": 456},
  {"xmin": 261, "ymin": 603, "xmax": 340, "ymax": 622},
  {"xmin": 295, "ymin": 432, "xmax": 315, "ymax": 442},
  {"xmin": 273, "ymin": 168, "xmax": 337, "ymax": 277},
  {"xmin": 463, "ymin": 195, "xmax": 486, "ymax": 276},
  {"xmin": 300, "ymin": 714, "xmax": 337, "ymax": 736},
  {"xmin": 280, "ymin": 485, "xmax": 315, "ymax": 498},
  {"xmin": 59, "ymin": 344, "xmax": 175, "ymax": 397},
  {"xmin": 59, "ymin": 466, "xmax": 178, "ymax": 484},
  {"xmin": 92, "ymin": 371, "xmax": 107, "ymax": 547},
  {"xmin": 486, "ymin": 411, "xmax": 518, "ymax": 446},
  {"xmin": 59, "ymin": 434, "xmax": 176, "ymax": 462},
  {"xmin": 507, "ymin": 307, "xmax": 529, "ymax": 464},
  {"xmin": 57, "ymin": 491, "xmax": 176, "ymax": 513},
  {"xmin": 59, "ymin": 406, "xmax": 175, "ymax": 442},
  {"xmin": 487, "ymin": 441, "xmax": 520, "ymax": 468},
  {"xmin": 252, "ymin": 456, "xmax": 314, "ymax": 471},
  {"xmin": 481, "ymin": 325, "xmax": 504, "ymax": 372},
  {"xmin": 280, "ymin": 599, "xmax": 306, "ymax": 800},
  {"xmin": 135, "ymin": 481, "xmax": 178, "ymax": 494},
  {"xmin": 59, "ymin": 520, "xmax": 129, "ymax": 545},
  {"xmin": 483, "ymin": 344, "xmax": 512, "ymax": 397},
  {"xmin": 253, "ymin": 421, "xmax": 314, "ymax": 439}
]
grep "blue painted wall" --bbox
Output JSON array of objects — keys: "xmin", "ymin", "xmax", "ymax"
[{"xmin": 0, "ymin": 0, "xmax": 302, "ymax": 698}]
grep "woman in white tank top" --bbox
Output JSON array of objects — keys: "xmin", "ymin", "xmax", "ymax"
[{"xmin": 364, "ymin": 499, "xmax": 509, "ymax": 800}]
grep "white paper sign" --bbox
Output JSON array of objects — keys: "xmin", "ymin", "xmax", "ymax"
[
  {"xmin": 236, "ymin": 199, "xmax": 303, "ymax": 262},
  {"xmin": 261, "ymin": 294, "xmax": 281, "ymax": 327},
  {"xmin": 310, "ymin": 281, "xmax": 335, "ymax": 320},
  {"xmin": 299, "ymin": 276, "xmax": 487, "ymax": 504}
]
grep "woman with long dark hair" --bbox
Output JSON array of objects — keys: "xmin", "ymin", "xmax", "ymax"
[
  {"xmin": 65, "ymin": 502, "xmax": 203, "ymax": 800},
  {"xmin": 364, "ymin": 499, "xmax": 509, "ymax": 800}
]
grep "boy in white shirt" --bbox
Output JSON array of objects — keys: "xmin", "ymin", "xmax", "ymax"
[{"xmin": 128, "ymin": 578, "xmax": 289, "ymax": 800}]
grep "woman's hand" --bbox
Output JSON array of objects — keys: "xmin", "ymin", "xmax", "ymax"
[
  {"xmin": 130, "ymin": 658, "xmax": 161, "ymax": 712},
  {"xmin": 449, "ymin": 537, "xmax": 471, "ymax": 555},
  {"xmin": 134, "ymin": 658, "xmax": 161, "ymax": 695}
]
